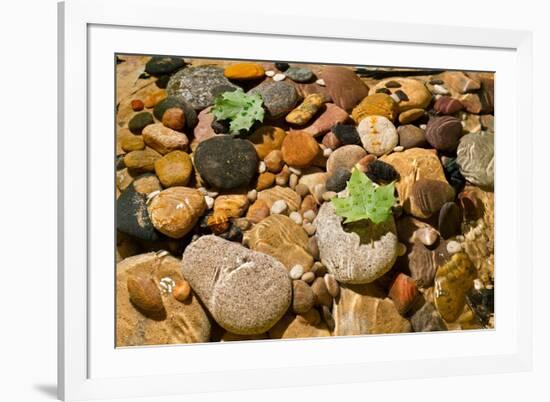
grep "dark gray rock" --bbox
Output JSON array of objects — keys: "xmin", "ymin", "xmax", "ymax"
[
  {"xmin": 248, "ymin": 80, "xmax": 299, "ymax": 119},
  {"xmin": 194, "ymin": 136, "xmax": 258, "ymax": 190},
  {"xmin": 166, "ymin": 66, "xmax": 240, "ymax": 110},
  {"xmin": 153, "ymin": 96, "xmax": 197, "ymax": 129},
  {"xmin": 326, "ymin": 168, "xmax": 351, "ymax": 192},
  {"xmin": 366, "ymin": 160, "xmax": 399, "ymax": 184},
  {"xmin": 285, "ymin": 67, "xmax": 314, "ymax": 83},
  {"xmin": 116, "ymin": 185, "xmax": 159, "ymax": 241},
  {"xmin": 145, "ymin": 56, "xmax": 185, "ymax": 76},
  {"xmin": 410, "ymin": 302, "xmax": 447, "ymax": 332},
  {"xmin": 128, "ymin": 112, "xmax": 154, "ymax": 134},
  {"xmin": 332, "ymin": 124, "xmax": 360, "ymax": 145},
  {"xmin": 438, "ymin": 202, "xmax": 461, "ymax": 239}
]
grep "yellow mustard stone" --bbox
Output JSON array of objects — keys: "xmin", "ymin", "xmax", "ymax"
[
  {"xmin": 351, "ymin": 93, "xmax": 399, "ymax": 123},
  {"xmin": 285, "ymin": 93, "xmax": 326, "ymax": 125},
  {"xmin": 224, "ymin": 62, "xmax": 265, "ymax": 80}
]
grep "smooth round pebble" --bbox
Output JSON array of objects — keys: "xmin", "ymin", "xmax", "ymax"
[
  {"xmin": 357, "ymin": 115, "xmax": 398, "ymax": 156},
  {"xmin": 271, "ymin": 199, "xmax": 288, "ymax": 215},
  {"xmin": 289, "ymin": 211, "xmax": 303, "ymax": 225},
  {"xmin": 301, "ymin": 271, "xmax": 316, "ymax": 283},
  {"xmin": 290, "ymin": 265, "xmax": 305, "ymax": 280},
  {"xmin": 446, "ymin": 240, "xmax": 462, "ymax": 254}
]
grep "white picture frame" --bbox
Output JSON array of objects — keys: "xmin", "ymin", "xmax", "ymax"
[{"xmin": 58, "ymin": 0, "xmax": 533, "ymax": 400}]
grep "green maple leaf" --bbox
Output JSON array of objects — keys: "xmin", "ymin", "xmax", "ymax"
[
  {"xmin": 211, "ymin": 89, "xmax": 265, "ymax": 134},
  {"xmin": 331, "ymin": 169, "xmax": 396, "ymax": 224}
]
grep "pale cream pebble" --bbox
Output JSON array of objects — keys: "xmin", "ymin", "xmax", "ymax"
[
  {"xmin": 303, "ymin": 222, "xmax": 316, "ymax": 236},
  {"xmin": 322, "ymin": 191, "xmax": 337, "ymax": 201},
  {"xmin": 289, "ymin": 211, "xmax": 303, "ymax": 225},
  {"xmin": 207, "ymin": 191, "xmax": 219, "ymax": 198},
  {"xmin": 323, "ymin": 148, "xmax": 332, "ymax": 157},
  {"xmin": 204, "ymin": 196, "xmax": 215, "ymax": 209},
  {"xmin": 247, "ymin": 189, "xmax": 258, "ymax": 202},
  {"xmin": 276, "ymin": 175, "xmax": 288, "ymax": 186},
  {"xmin": 393, "ymin": 145, "xmax": 405, "ymax": 152},
  {"xmin": 270, "ymin": 199, "xmax": 288, "ymax": 215},
  {"xmin": 432, "ymin": 84, "xmax": 449, "ymax": 95},
  {"xmin": 390, "ymin": 93, "xmax": 401, "ymax": 103},
  {"xmin": 316, "ymin": 78, "xmax": 326, "ymax": 86},
  {"xmin": 301, "ymin": 271, "xmax": 315, "ymax": 283},
  {"xmin": 265, "ymin": 70, "xmax": 275, "ymax": 77},
  {"xmin": 303, "ymin": 209, "xmax": 316, "ymax": 222},
  {"xmin": 289, "ymin": 173, "xmax": 299, "ymax": 189},
  {"xmin": 258, "ymin": 161, "xmax": 267, "ymax": 174},
  {"xmin": 289, "ymin": 265, "xmax": 305, "ymax": 280},
  {"xmin": 419, "ymin": 124, "xmax": 427, "ymax": 130},
  {"xmin": 288, "ymin": 166, "xmax": 302, "ymax": 176},
  {"xmin": 474, "ymin": 279, "xmax": 484, "ymax": 290},
  {"xmin": 273, "ymin": 73, "xmax": 286, "ymax": 81},
  {"xmin": 446, "ymin": 240, "xmax": 462, "ymax": 254},
  {"xmin": 198, "ymin": 187, "xmax": 208, "ymax": 195}
]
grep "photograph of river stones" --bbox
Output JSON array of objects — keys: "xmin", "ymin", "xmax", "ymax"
[{"xmin": 116, "ymin": 54, "xmax": 494, "ymax": 346}]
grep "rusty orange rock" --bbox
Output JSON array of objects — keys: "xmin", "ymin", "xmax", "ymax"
[
  {"xmin": 351, "ymin": 93, "xmax": 399, "ymax": 123},
  {"xmin": 224, "ymin": 63, "xmax": 265, "ymax": 80},
  {"xmin": 281, "ymin": 131, "xmax": 320, "ymax": 168}
]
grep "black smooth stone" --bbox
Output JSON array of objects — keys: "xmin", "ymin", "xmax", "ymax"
[
  {"xmin": 385, "ymin": 80, "xmax": 402, "ymax": 88},
  {"xmin": 326, "ymin": 168, "xmax": 351, "ymax": 192},
  {"xmin": 211, "ymin": 118, "xmax": 230, "ymax": 134},
  {"xmin": 116, "ymin": 155, "xmax": 126, "ymax": 170},
  {"xmin": 145, "ymin": 56, "xmax": 186, "ymax": 76},
  {"xmin": 155, "ymin": 74, "xmax": 171, "ymax": 89},
  {"xmin": 219, "ymin": 224, "xmax": 243, "ymax": 242},
  {"xmin": 375, "ymin": 88, "xmax": 392, "ymax": 95},
  {"xmin": 443, "ymin": 157, "xmax": 466, "ymax": 193},
  {"xmin": 128, "ymin": 112, "xmax": 154, "ymax": 134},
  {"xmin": 467, "ymin": 288, "xmax": 494, "ymax": 326},
  {"xmin": 366, "ymin": 160, "xmax": 400, "ymax": 184},
  {"xmin": 194, "ymin": 136, "xmax": 258, "ymax": 190},
  {"xmin": 116, "ymin": 185, "xmax": 159, "ymax": 241},
  {"xmin": 275, "ymin": 62, "xmax": 290, "ymax": 72},
  {"xmin": 332, "ymin": 124, "xmax": 360, "ymax": 145},
  {"xmin": 438, "ymin": 202, "xmax": 461, "ymax": 239},
  {"xmin": 395, "ymin": 90, "xmax": 409, "ymax": 101},
  {"xmin": 153, "ymin": 96, "xmax": 198, "ymax": 129}
]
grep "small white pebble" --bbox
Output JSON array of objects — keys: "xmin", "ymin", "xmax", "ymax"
[
  {"xmin": 446, "ymin": 240, "xmax": 462, "ymax": 254},
  {"xmin": 393, "ymin": 145, "xmax": 404, "ymax": 152},
  {"xmin": 207, "ymin": 191, "xmax": 219, "ymax": 198},
  {"xmin": 322, "ymin": 191, "xmax": 337, "ymax": 201},
  {"xmin": 288, "ymin": 166, "xmax": 302, "ymax": 176},
  {"xmin": 460, "ymin": 121, "xmax": 466, "ymax": 128},
  {"xmin": 432, "ymin": 84, "xmax": 449, "ymax": 95},
  {"xmin": 289, "ymin": 211, "xmax": 303, "ymax": 225},
  {"xmin": 271, "ymin": 199, "xmax": 288, "ymax": 215},
  {"xmin": 419, "ymin": 124, "xmax": 427, "ymax": 130},
  {"xmin": 390, "ymin": 93, "xmax": 401, "ymax": 103},
  {"xmin": 316, "ymin": 78, "xmax": 326, "ymax": 86},
  {"xmin": 258, "ymin": 161, "xmax": 267, "ymax": 174},
  {"xmin": 396, "ymin": 243, "xmax": 407, "ymax": 257},
  {"xmin": 198, "ymin": 187, "xmax": 208, "ymax": 195},
  {"xmin": 156, "ymin": 250, "xmax": 169, "ymax": 258},
  {"xmin": 319, "ymin": 143, "xmax": 327, "ymax": 151},
  {"xmin": 303, "ymin": 209, "xmax": 316, "ymax": 222},
  {"xmin": 323, "ymin": 148, "xmax": 332, "ymax": 157},
  {"xmin": 465, "ymin": 230, "xmax": 476, "ymax": 241},
  {"xmin": 456, "ymin": 235, "xmax": 465, "ymax": 242},
  {"xmin": 303, "ymin": 222, "xmax": 316, "ymax": 236},
  {"xmin": 275, "ymin": 175, "xmax": 288, "ymax": 186},
  {"xmin": 434, "ymin": 94, "xmax": 442, "ymax": 100},
  {"xmin": 289, "ymin": 264, "xmax": 305, "ymax": 280},
  {"xmin": 205, "ymin": 196, "xmax": 215, "ymax": 209},
  {"xmin": 301, "ymin": 271, "xmax": 315, "ymax": 283},
  {"xmin": 273, "ymin": 73, "xmax": 286, "ymax": 81},
  {"xmin": 265, "ymin": 70, "xmax": 275, "ymax": 77},
  {"xmin": 247, "ymin": 189, "xmax": 257, "ymax": 202},
  {"xmin": 312, "ymin": 183, "xmax": 326, "ymax": 202},
  {"xmin": 460, "ymin": 112, "xmax": 468, "ymax": 121},
  {"xmin": 474, "ymin": 279, "xmax": 484, "ymax": 290}
]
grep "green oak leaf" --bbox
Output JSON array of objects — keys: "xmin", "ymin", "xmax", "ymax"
[
  {"xmin": 211, "ymin": 89, "xmax": 265, "ymax": 134},
  {"xmin": 331, "ymin": 168, "xmax": 396, "ymax": 224}
]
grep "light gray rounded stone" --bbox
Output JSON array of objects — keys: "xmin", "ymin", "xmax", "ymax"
[
  {"xmin": 181, "ymin": 235, "xmax": 291, "ymax": 335},
  {"xmin": 314, "ymin": 203, "xmax": 399, "ymax": 284},
  {"xmin": 456, "ymin": 131, "xmax": 494, "ymax": 189}
]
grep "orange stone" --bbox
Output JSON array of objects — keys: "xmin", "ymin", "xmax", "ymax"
[
  {"xmin": 224, "ymin": 63, "xmax": 265, "ymax": 80},
  {"xmin": 352, "ymin": 93, "xmax": 399, "ymax": 123},
  {"xmin": 249, "ymin": 126, "xmax": 287, "ymax": 159},
  {"xmin": 281, "ymin": 131, "xmax": 320, "ymax": 168}
]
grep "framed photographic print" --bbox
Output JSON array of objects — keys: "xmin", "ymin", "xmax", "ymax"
[{"xmin": 58, "ymin": 0, "xmax": 533, "ymax": 400}]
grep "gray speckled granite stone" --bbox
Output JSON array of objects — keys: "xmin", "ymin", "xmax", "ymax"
[{"xmin": 456, "ymin": 131, "xmax": 494, "ymax": 189}]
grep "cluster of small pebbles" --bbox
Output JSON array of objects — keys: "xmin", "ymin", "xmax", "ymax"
[{"xmin": 115, "ymin": 55, "xmax": 494, "ymax": 346}]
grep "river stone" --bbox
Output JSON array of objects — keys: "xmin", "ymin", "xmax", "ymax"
[
  {"xmin": 320, "ymin": 66, "xmax": 370, "ymax": 111},
  {"xmin": 380, "ymin": 148, "xmax": 449, "ymax": 218},
  {"xmin": 153, "ymin": 96, "xmax": 198, "ymax": 129},
  {"xmin": 410, "ymin": 302, "xmax": 447, "ymax": 332},
  {"xmin": 116, "ymin": 185, "xmax": 159, "ymax": 241},
  {"xmin": 326, "ymin": 145, "xmax": 367, "ymax": 174},
  {"xmin": 371, "ymin": 78, "xmax": 432, "ymax": 112},
  {"xmin": 314, "ymin": 203, "xmax": 399, "ymax": 284},
  {"xmin": 194, "ymin": 136, "xmax": 258, "ymax": 190},
  {"xmin": 398, "ymin": 108, "xmax": 425, "ymax": 124},
  {"xmin": 181, "ymin": 235, "xmax": 292, "ymax": 334},
  {"xmin": 357, "ymin": 115, "xmax": 398, "ymax": 156},
  {"xmin": 326, "ymin": 168, "xmax": 351, "ymax": 192},
  {"xmin": 333, "ymin": 284, "xmax": 411, "ymax": 335},
  {"xmin": 285, "ymin": 66, "xmax": 314, "ymax": 83},
  {"xmin": 281, "ymin": 131, "xmax": 320, "ymax": 168},
  {"xmin": 438, "ymin": 202, "xmax": 461, "ymax": 239},
  {"xmin": 302, "ymin": 103, "xmax": 349, "ymax": 137},
  {"xmin": 248, "ymin": 126, "xmax": 287, "ymax": 159},
  {"xmin": 434, "ymin": 252, "xmax": 476, "ymax": 322},
  {"xmin": 425, "ymin": 116, "xmax": 463, "ymax": 152},
  {"xmin": 332, "ymin": 124, "xmax": 360, "ymax": 145},
  {"xmin": 269, "ymin": 314, "xmax": 331, "ymax": 339},
  {"xmin": 244, "ymin": 214, "xmax": 313, "ymax": 271},
  {"xmin": 456, "ymin": 131, "xmax": 494, "ymax": 189},
  {"xmin": 388, "ymin": 273, "xmax": 419, "ymax": 315},
  {"xmin": 440, "ymin": 71, "xmax": 480, "ymax": 94},
  {"xmin": 147, "ymin": 187, "xmax": 206, "ymax": 239},
  {"xmin": 257, "ymin": 186, "xmax": 301, "ymax": 211},
  {"xmin": 142, "ymin": 123, "xmax": 189, "ymax": 155},
  {"xmin": 410, "ymin": 178, "xmax": 455, "ymax": 218},
  {"xmin": 366, "ymin": 160, "xmax": 399, "ymax": 184},
  {"xmin": 246, "ymin": 199, "xmax": 270, "ymax": 224},
  {"xmin": 118, "ymin": 127, "xmax": 145, "ymax": 152},
  {"xmin": 351, "ymin": 93, "xmax": 399, "ymax": 123},
  {"xmin": 292, "ymin": 280, "xmax": 316, "ymax": 314},
  {"xmin": 397, "ymin": 124, "xmax": 427, "ymax": 149},
  {"xmin": 434, "ymin": 97, "xmax": 464, "ymax": 115},
  {"xmin": 167, "ymin": 66, "xmax": 240, "ymax": 110},
  {"xmin": 128, "ymin": 111, "xmax": 154, "ymax": 134},
  {"xmin": 116, "ymin": 252, "xmax": 211, "ymax": 346},
  {"xmin": 145, "ymin": 56, "xmax": 185, "ymax": 76},
  {"xmin": 248, "ymin": 80, "xmax": 299, "ymax": 119},
  {"xmin": 154, "ymin": 150, "xmax": 193, "ymax": 187},
  {"xmin": 223, "ymin": 62, "xmax": 265, "ymax": 80},
  {"xmin": 123, "ymin": 147, "xmax": 162, "ymax": 173}
]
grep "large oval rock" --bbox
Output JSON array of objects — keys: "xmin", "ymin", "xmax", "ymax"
[
  {"xmin": 425, "ymin": 116, "xmax": 463, "ymax": 152},
  {"xmin": 326, "ymin": 145, "xmax": 367, "ymax": 174},
  {"xmin": 147, "ymin": 187, "xmax": 206, "ymax": 239},
  {"xmin": 320, "ymin": 66, "xmax": 369, "ymax": 111},
  {"xmin": 314, "ymin": 203, "xmax": 399, "ymax": 284},
  {"xmin": 116, "ymin": 252, "xmax": 211, "ymax": 346},
  {"xmin": 371, "ymin": 78, "xmax": 432, "ymax": 112},
  {"xmin": 410, "ymin": 178, "xmax": 455, "ymax": 218},
  {"xmin": 181, "ymin": 235, "xmax": 292, "ymax": 334},
  {"xmin": 244, "ymin": 214, "xmax": 313, "ymax": 271},
  {"xmin": 456, "ymin": 131, "xmax": 494, "ymax": 189},
  {"xmin": 333, "ymin": 283, "xmax": 411, "ymax": 335},
  {"xmin": 248, "ymin": 80, "xmax": 299, "ymax": 119},
  {"xmin": 166, "ymin": 66, "xmax": 240, "ymax": 110},
  {"xmin": 194, "ymin": 136, "xmax": 258, "ymax": 190}
]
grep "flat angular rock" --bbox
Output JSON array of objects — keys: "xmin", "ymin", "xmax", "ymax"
[
  {"xmin": 371, "ymin": 78, "xmax": 432, "ymax": 112},
  {"xmin": 248, "ymin": 80, "xmax": 299, "ymax": 119},
  {"xmin": 410, "ymin": 302, "xmax": 447, "ymax": 332},
  {"xmin": 351, "ymin": 93, "xmax": 398, "ymax": 123},
  {"xmin": 244, "ymin": 214, "xmax": 313, "ymax": 271},
  {"xmin": 181, "ymin": 236, "xmax": 292, "ymax": 334},
  {"xmin": 314, "ymin": 203, "xmax": 399, "ymax": 284},
  {"xmin": 302, "ymin": 103, "xmax": 349, "ymax": 137},
  {"xmin": 167, "ymin": 66, "xmax": 240, "ymax": 110},
  {"xmin": 116, "ymin": 252, "xmax": 211, "ymax": 346},
  {"xmin": 269, "ymin": 314, "xmax": 331, "ymax": 339},
  {"xmin": 116, "ymin": 185, "xmax": 159, "ymax": 241},
  {"xmin": 142, "ymin": 123, "xmax": 189, "ymax": 155},
  {"xmin": 320, "ymin": 66, "xmax": 370, "ymax": 111}
]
